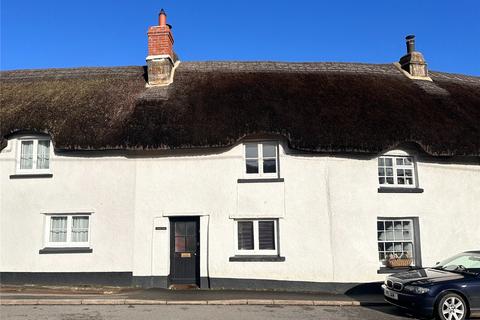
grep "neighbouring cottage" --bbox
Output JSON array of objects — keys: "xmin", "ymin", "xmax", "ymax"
[{"xmin": 1, "ymin": 10, "xmax": 479, "ymax": 292}]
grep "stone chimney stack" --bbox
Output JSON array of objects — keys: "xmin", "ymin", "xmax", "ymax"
[
  {"xmin": 399, "ymin": 35, "xmax": 428, "ymax": 78},
  {"xmin": 146, "ymin": 9, "xmax": 175, "ymax": 86}
]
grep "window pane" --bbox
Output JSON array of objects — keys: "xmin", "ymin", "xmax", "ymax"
[
  {"xmin": 397, "ymin": 178, "xmax": 405, "ymax": 184},
  {"xmin": 71, "ymin": 216, "xmax": 89, "ymax": 242},
  {"xmin": 386, "ymin": 177, "xmax": 394, "ymax": 184},
  {"xmin": 36, "ymin": 140, "xmax": 50, "ymax": 169},
  {"xmin": 378, "ymin": 158, "xmax": 385, "ymax": 166},
  {"xmin": 396, "ymin": 158, "xmax": 404, "ymax": 165},
  {"xmin": 395, "ymin": 229, "xmax": 403, "ymax": 240},
  {"xmin": 377, "ymin": 221, "xmax": 384, "ymax": 231},
  {"xmin": 397, "ymin": 169, "xmax": 404, "ymax": 176},
  {"xmin": 403, "ymin": 230, "xmax": 412, "ymax": 240},
  {"xmin": 386, "ymin": 230, "xmax": 394, "ymax": 240},
  {"xmin": 385, "ymin": 242, "xmax": 394, "ymax": 252},
  {"xmin": 20, "ymin": 141, "xmax": 34, "ymax": 169},
  {"xmin": 263, "ymin": 159, "xmax": 277, "ymax": 173},
  {"xmin": 175, "ymin": 236, "xmax": 186, "ymax": 252},
  {"xmin": 405, "ymin": 169, "xmax": 413, "ymax": 177},
  {"xmin": 237, "ymin": 221, "xmax": 254, "ymax": 250},
  {"xmin": 403, "ymin": 220, "xmax": 412, "ymax": 231},
  {"xmin": 186, "ymin": 236, "xmax": 196, "ymax": 252},
  {"xmin": 378, "ymin": 243, "xmax": 385, "ymax": 251},
  {"xmin": 246, "ymin": 159, "xmax": 259, "ymax": 174},
  {"xmin": 385, "ymin": 158, "xmax": 393, "ymax": 166},
  {"xmin": 406, "ymin": 177, "xmax": 413, "ymax": 185},
  {"xmin": 186, "ymin": 222, "xmax": 195, "ymax": 236},
  {"xmin": 404, "ymin": 157, "xmax": 413, "ymax": 165},
  {"xmin": 258, "ymin": 221, "xmax": 275, "ymax": 250},
  {"xmin": 175, "ymin": 223, "xmax": 186, "ymax": 236},
  {"xmin": 262, "ymin": 144, "xmax": 276, "ymax": 158},
  {"xmin": 50, "ymin": 217, "xmax": 67, "ymax": 242},
  {"xmin": 378, "ymin": 168, "xmax": 385, "ymax": 176},
  {"xmin": 245, "ymin": 144, "xmax": 258, "ymax": 158},
  {"xmin": 404, "ymin": 243, "xmax": 413, "ymax": 255},
  {"xmin": 378, "ymin": 231, "xmax": 385, "ymax": 241},
  {"xmin": 386, "ymin": 168, "xmax": 393, "ymax": 176},
  {"xmin": 379, "ymin": 177, "xmax": 385, "ymax": 184}
]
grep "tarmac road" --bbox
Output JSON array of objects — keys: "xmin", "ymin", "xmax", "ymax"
[{"xmin": 0, "ymin": 304, "xmax": 421, "ymax": 320}]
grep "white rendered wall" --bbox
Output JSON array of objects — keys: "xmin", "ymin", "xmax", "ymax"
[
  {"xmin": 1, "ymin": 136, "xmax": 479, "ymax": 284},
  {"xmin": 0, "ymin": 138, "xmax": 135, "ymax": 272}
]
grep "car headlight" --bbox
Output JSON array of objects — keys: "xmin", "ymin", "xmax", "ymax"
[{"xmin": 403, "ymin": 285, "xmax": 430, "ymax": 294}]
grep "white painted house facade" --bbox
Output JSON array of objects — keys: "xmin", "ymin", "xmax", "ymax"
[{"xmin": 1, "ymin": 11, "xmax": 479, "ymax": 292}]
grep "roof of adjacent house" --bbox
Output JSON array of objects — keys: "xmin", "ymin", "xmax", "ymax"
[{"xmin": 1, "ymin": 61, "xmax": 479, "ymax": 156}]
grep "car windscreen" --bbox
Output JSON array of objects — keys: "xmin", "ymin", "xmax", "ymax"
[{"xmin": 435, "ymin": 253, "xmax": 480, "ymax": 274}]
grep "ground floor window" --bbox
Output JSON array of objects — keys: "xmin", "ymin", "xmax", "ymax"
[
  {"xmin": 44, "ymin": 214, "xmax": 90, "ymax": 248},
  {"xmin": 377, "ymin": 217, "xmax": 421, "ymax": 269},
  {"xmin": 235, "ymin": 219, "xmax": 278, "ymax": 255}
]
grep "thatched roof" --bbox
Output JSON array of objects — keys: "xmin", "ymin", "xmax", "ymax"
[{"xmin": 1, "ymin": 62, "xmax": 479, "ymax": 156}]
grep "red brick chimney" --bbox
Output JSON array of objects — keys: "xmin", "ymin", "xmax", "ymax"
[{"xmin": 146, "ymin": 9, "xmax": 176, "ymax": 86}]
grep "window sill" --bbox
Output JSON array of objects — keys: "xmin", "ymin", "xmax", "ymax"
[
  {"xmin": 377, "ymin": 267, "xmax": 419, "ymax": 274},
  {"xmin": 10, "ymin": 173, "xmax": 53, "ymax": 179},
  {"xmin": 237, "ymin": 178, "xmax": 284, "ymax": 184},
  {"xmin": 229, "ymin": 255, "xmax": 285, "ymax": 262},
  {"xmin": 39, "ymin": 247, "xmax": 92, "ymax": 254},
  {"xmin": 378, "ymin": 187, "xmax": 424, "ymax": 193}
]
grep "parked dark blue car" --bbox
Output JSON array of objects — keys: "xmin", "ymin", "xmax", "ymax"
[{"xmin": 382, "ymin": 251, "xmax": 480, "ymax": 320}]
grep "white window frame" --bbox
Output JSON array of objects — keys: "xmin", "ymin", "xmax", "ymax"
[
  {"xmin": 377, "ymin": 218, "xmax": 416, "ymax": 268},
  {"xmin": 378, "ymin": 155, "xmax": 417, "ymax": 188},
  {"xmin": 16, "ymin": 137, "xmax": 52, "ymax": 174},
  {"xmin": 243, "ymin": 142, "xmax": 279, "ymax": 179},
  {"xmin": 44, "ymin": 214, "xmax": 91, "ymax": 248},
  {"xmin": 234, "ymin": 219, "xmax": 278, "ymax": 256}
]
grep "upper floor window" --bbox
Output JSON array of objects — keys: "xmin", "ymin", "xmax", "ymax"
[
  {"xmin": 16, "ymin": 138, "xmax": 51, "ymax": 174},
  {"xmin": 378, "ymin": 155, "xmax": 415, "ymax": 187},
  {"xmin": 244, "ymin": 142, "xmax": 278, "ymax": 178}
]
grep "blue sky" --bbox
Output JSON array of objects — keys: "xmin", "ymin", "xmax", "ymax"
[{"xmin": 1, "ymin": 0, "xmax": 479, "ymax": 75}]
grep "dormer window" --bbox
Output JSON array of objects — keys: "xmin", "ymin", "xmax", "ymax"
[
  {"xmin": 16, "ymin": 138, "xmax": 51, "ymax": 174},
  {"xmin": 244, "ymin": 142, "xmax": 278, "ymax": 178},
  {"xmin": 378, "ymin": 156, "xmax": 415, "ymax": 187}
]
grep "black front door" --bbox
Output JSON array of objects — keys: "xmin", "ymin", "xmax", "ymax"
[{"xmin": 169, "ymin": 217, "xmax": 200, "ymax": 286}]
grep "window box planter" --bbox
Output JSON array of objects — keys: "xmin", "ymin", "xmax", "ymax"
[{"xmin": 387, "ymin": 258, "xmax": 413, "ymax": 268}]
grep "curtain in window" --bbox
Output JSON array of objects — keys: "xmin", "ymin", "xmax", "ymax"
[
  {"xmin": 36, "ymin": 141, "xmax": 50, "ymax": 169},
  {"xmin": 50, "ymin": 217, "xmax": 67, "ymax": 242},
  {"xmin": 259, "ymin": 221, "xmax": 275, "ymax": 250},
  {"xmin": 20, "ymin": 141, "xmax": 34, "ymax": 169},
  {"xmin": 71, "ymin": 217, "xmax": 89, "ymax": 242},
  {"xmin": 237, "ymin": 221, "xmax": 254, "ymax": 250}
]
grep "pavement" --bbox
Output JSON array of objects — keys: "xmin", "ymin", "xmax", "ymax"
[{"xmin": 0, "ymin": 285, "xmax": 387, "ymax": 306}]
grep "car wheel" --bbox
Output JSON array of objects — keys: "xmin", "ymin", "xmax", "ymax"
[{"xmin": 436, "ymin": 293, "xmax": 468, "ymax": 320}]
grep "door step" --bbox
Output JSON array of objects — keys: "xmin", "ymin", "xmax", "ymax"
[{"xmin": 169, "ymin": 284, "xmax": 199, "ymax": 290}]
